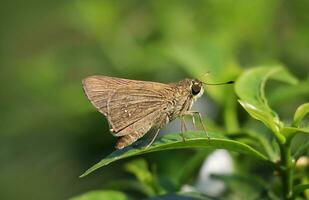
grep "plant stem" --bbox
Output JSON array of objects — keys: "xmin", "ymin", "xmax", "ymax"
[{"xmin": 280, "ymin": 140, "xmax": 294, "ymax": 200}]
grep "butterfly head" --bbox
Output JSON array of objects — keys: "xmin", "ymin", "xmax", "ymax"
[
  {"xmin": 188, "ymin": 78, "xmax": 235, "ymax": 99},
  {"xmin": 190, "ymin": 79, "xmax": 204, "ymax": 99}
]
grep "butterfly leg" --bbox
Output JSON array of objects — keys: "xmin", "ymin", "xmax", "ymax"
[
  {"xmin": 146, "ymin": 128, "xmax": 161, "ymax": 148},
  {"xmin": 145, "ymin": 115, "xmax": 169, "ymax": 148},
  {"xmin": 193, "ymin": 111, "xmax": 209, "ymax": 139},
  {"xmin": 180, "ymin": 117, "xmax": 188, "ymax": 142},
  {"xmin": 184, "ymin": 111, "xmax": 209, "ymax": 139},
  {"xmin": 191, "ymin": 114, "xmax": 197, "ymax": 130}
]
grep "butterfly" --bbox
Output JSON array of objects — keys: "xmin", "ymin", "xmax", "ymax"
[{"xmin": 83, "ymin": 75, "xmax": 233, "ymax": 149}]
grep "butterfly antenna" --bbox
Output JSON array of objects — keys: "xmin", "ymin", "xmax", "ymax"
[{"xmin": 202, "ymin": 80, "xmax": 234, "ymax": 85}]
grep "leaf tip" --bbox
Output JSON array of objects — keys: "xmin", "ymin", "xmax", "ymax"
[
  {"xmin": 79, "ymin": 169, "xmax": 93, "ymax": 178},
  {"xmin": 79, "ymin": 173, "xmax": 87, "ymax": 178}
]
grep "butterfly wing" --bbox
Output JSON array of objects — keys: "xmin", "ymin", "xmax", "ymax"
[
  {"xmin": 83, "ymin": 76, "xmax": 173, "ymax": 137},
  {"xmin": 115, "ymin": 109, "xmax": 167, "ymax": 149},
  {"xmin": 83, "ymin": 75, "xmax": 155, "ymax": 116},
  {"xmin": 108, "ymin": 84, "xmax": 173, "ymax": 149},
  {"xmin": 107, "ymin": 85, "xmax": 171, "ymax": 135}
]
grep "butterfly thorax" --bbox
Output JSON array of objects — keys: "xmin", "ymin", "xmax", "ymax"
[{"xmin": 166, "ymin": 79, "xmax": 204, "ymax": 121}]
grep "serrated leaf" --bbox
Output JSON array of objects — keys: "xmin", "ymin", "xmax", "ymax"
[
  {"xmin": 80, "ymin": 131, "xmax": 269, "ymax": 177},
  {"xmin": 235, "ymin": 66, "xmax": 298, "ymax": 143},
  {"xmin": 70, "ymin": 190, "xmax": 128, "ymax": 200},
  {"xmin": 293, "ymin": 103, "xmax": 309, "ymax": 127}
]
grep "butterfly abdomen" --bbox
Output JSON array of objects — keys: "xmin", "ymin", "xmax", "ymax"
[{"xmin": 115, "ymin": 131, "xmax": 144, "ymax": 149}]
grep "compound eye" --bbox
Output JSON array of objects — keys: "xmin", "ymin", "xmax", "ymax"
[{"xmin": 191, "ymin": 84, "xmax": 201, "ymax": 95}]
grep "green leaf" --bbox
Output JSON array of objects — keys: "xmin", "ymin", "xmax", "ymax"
[
  {"xmin": 125, "ymin": 159, "xmax": 153, "ymax": 186},
  {"xmin": 235, "ymin": 66, "xmax": 298, "ymax": 144},
  {"xmin": 80, "ymin": 131, "xmax": 269, "ymax": 177},
  {"xmin": 124, "ymin": 159, "xmax": 165, "ymax": 196},
  {"xmin": 293, "ymin": 184, "xmax": 309, "ymax": 197},
  {"xmin": 244, "ymin": 129, "xmax": 279, "ymax": 161},
  {"xmin": 70, "ymin": 190, "xmax": 128, "ymax": 200},
  {"xmin": 103, "ymin": 179, "xmax": 152, "ymax": 197},
  {"xmin": 146, "ymin": 192, "xmax": 216, "ymax": 200},
  {"xmin": 281, "ymin": 127, "xmax": 309, "ymax": 140},
  {"xmin": 293, "ymin": 103, "xmax": 309, "ymax": 127}
]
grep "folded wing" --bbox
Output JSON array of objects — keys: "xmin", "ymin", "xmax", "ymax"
[{"xmin": 82, "ymin": 76, "xmax": 173, "ymax": 137}]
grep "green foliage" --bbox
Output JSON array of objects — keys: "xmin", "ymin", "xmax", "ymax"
[
  {"xmin": 1, "ymin": 1, "xmax": 309, "ymax": 200},
  {"xmin": 235, "ymin": 66, "xmax": 298, "ymax": 143},
  {"xmin": 293, "ymin": 103, "xmax": 309, "ymax": 128},
  {"xmin": 124, "ymin": 159, "xmax": 165, "ymax": 196},
  {"xmin": 78, "ymin": 65, "xmax": 308, "ymax": 199},
  {"xmin": 70, "ymin": 190, "xmax": 129, "ymax": 200},
  {"xmin": 81, "ymin": 131, "xmax": 268, "ymax": 177},
  {"xmin": 293, "ymin": 184, "xmax": 309, "ymax": 198}
]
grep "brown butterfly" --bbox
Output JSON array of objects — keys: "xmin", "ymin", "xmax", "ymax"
[{"xmin": 82, "ymin": 76, "xmax": 233, "ymax": 149}]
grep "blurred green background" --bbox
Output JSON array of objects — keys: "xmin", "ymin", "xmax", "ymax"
[{"xmin": 0, "ymin": 0, "xmax": 308, "ymax": 199}]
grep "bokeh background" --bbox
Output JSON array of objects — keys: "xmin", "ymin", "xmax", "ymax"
[{"xmin": 0, "ymin": 0, "xmax": 308, "ymax": 199}]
